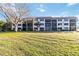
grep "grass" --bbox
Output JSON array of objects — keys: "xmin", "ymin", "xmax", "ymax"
[{"xmin": 0, "ymin": 31, "xmax": 79, "ymax": 56}]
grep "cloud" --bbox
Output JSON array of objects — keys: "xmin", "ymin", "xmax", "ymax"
[
  {"xmin": 37, "ymin": 8, "xmax": 46, "ymax": 12},
  {"xmin": 39, "ymin": 9, "xmax": 46, "ymax": 12},
  {"xmin": 36, "ymin": 4, "xmax": 46, "ymax": 12},
  {"xmin": 67, "ymin": 3, "xmax": 77, "ymax": 6}
]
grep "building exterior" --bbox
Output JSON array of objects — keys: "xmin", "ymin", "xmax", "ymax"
[{"xmin": 11, "ymin": 16, "xmax": 77, "ymax": 31}]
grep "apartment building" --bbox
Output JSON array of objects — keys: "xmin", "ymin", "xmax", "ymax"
[{"xmin": 11, "ymin": 16, "xmax": 77, "ymax": 31}]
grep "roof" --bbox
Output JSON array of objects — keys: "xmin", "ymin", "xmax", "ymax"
[{"xmin": 22, "ymin": 16, "xmax": 78, "ymax": 21}]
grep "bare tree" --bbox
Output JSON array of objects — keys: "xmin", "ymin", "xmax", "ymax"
[{"xmin": 0, "ymin": 3, "xmax": 30, "ymax": 32}]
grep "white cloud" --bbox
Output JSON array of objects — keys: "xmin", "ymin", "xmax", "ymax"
[
  {"xmin": 67, "ymin": 3, "xmax": 77, "ymax": 6},
  {"xmin": 39, "ymin": 9, "xmax": 46, "ymax": 12},
  {"xmin": 36, "ymin": 4, "xmax": 46, "ymax": 12},
  {"xmin": 37, "ymin": 8, "xmax": 46, "ymax": 12}
]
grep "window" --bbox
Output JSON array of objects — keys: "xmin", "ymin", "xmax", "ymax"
[
  {"xmin": 34, "ymin": 28, "xmax": 38, "ymax": 31},
  {"xmin": 64, "ymin": 19, "xmax": 68, "ymax": 21},
  {"xmin": 45, "ymin": 23, "xmax": 51, "ymax": 26},
  {"xmin": 35, "ymin": 19, "xmax": 38, "ymax": 21},
  {"xmin": 64, "ymin": 27, "xmax": 68, "ymax": 30},
  {"xmin": 70, "ymin": 19, "xmax": 76, "ymax": 22},
  {"xmin": 34, "ymin": 28, "xmax": 38, "ymax": 29},
  {"xmin": 52, "ymin": 20, "xmax": 57, "ymax": 23},
  {"xmin": 40, "ymin": 19, "xmax": 44, "ymax": 21},
  {"xmin": 58, "ymin": 19, "xmax": 62, "ymax": 21},
  {"xmin": 64, "ymin": 23, "xmax": 68, "ymax": 25},
  {"xmin": 18, "ymin": 28, "xmax": 21, "ymax": 31},
  {"xmin": 23, "ymin": 24, "xmax": 26, "ymax": 26},
  {"xmin": 58, "ymin": 27, "xmax": 62, "ymax": 29},
  {"xmin": 34, "ymin": 22, "xmax": 43, "ymax": 26},
  {"xmin": 18, "ymin": 24, "xmax": 21, "ymax": 26},
  {"xmin": 40, "ymin": 27, "xmax": 44, "ymax": 31},
  {"xmin": 34, "ymin": 23, "xmax": 38, "ymax": 26},
  {"xmin": 45, "ymin": 19, "xmax": 51, "ymax": 22},
  {"xmin": 18, "ymin": 27, "xmax": 21, "ymax": 29},
  {"xmin": 58, "ymin": 27, "xmax": 62, "ymax": 31},
  {"xmin": 58, "ymin": 23, "xmax": 62, "ymax": 25},
  {"xmin": 40, "ymin": 23, "xmax": 44, "ymax": 25},
  {"xmin": 70, "ymin": 23, "xmax": 76, "ymax": 26}
]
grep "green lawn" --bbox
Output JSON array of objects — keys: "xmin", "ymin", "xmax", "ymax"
[{"xmin": 0, "ymin": 31, "xmax": 79, "ymax": 56}]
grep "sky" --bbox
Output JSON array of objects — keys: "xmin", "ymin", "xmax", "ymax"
[
  {"xmin": 27, "ymin": 3, "xmax": 79, "ymax": 17},
  {"xmin": 0, "ymin": 3, "xmax": 79, "ymax": 26}
]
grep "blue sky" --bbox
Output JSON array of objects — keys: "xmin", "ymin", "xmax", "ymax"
[{"xmin": 27, "ymin": 3, "xmax": 79, "ymax": 17}]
